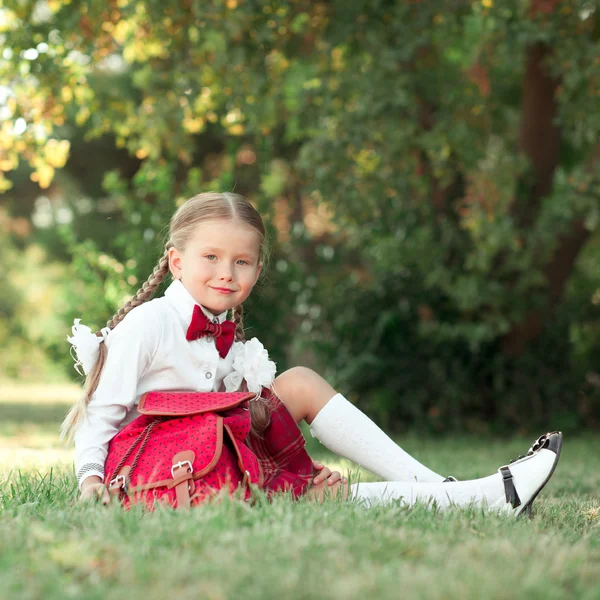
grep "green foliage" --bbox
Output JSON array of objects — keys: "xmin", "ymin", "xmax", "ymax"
[
  {"xmin": 1, "ymin": 1, "xmax": 600, "ymax": 428},
  {"xmin": 0, "ymin": 214, "xmax": 22, "ymax": 344}
]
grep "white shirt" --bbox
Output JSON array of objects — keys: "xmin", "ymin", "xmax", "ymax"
[{"xmin": 75, "ymin": 280, "xmax": 239, "ymax": 487}]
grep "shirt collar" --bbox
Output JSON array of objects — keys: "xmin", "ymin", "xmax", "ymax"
[{"xmin": 164, "ymin": 280, "xmax": 229, "ymax": 324}]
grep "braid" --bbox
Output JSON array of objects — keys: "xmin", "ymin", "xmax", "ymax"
[
  {"xmin": 233, "ymin": 304, "xmax": 245, "ymax": 342},
  {"xmin": 60, "ymin": 247, "xmax": 172, "ymax": 441},
  {"xmin": 231, "ymin": 303, "xmax": 272, "ymax": 436}
]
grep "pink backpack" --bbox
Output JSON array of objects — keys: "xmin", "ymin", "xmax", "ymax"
[{"xmin": 105, "ymin": 391, "xmax": 262, "ymax": 509}]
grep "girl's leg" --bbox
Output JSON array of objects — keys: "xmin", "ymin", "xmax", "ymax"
[
  {"xmin": 350, "ymin": 432, "xmax": 562, "ymax": 518},
  {"xmin": 273, "ymin": 366, "xmax": 445, "ymax": 483}
]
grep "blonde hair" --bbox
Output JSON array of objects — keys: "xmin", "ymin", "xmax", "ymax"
[{"xmin": 61, "ymin": 191, "xmax": 271, "ymax": 441}]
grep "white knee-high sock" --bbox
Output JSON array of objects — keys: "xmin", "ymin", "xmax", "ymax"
[
  {"xmin": 309, "ymin": 393, "xmax": 444, "ymax": 483},
  {"xmin": 349, "ymin": 445, "xmax": 557, "ymax": 512},
  {"xmin": 350, "ymin": 473, "xmax": 502, "ymax": 509}
]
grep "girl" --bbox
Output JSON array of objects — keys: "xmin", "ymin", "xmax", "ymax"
[{"xmin": 63, "ymin": 192, "xmax": 562, "ymax": 514}]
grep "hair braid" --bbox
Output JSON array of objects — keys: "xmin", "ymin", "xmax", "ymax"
[
  {"xmin": 231, "ymin": 303, "xmax": 271, "ymax": 436},
  {"xmin": 233, "ymin": 304, "xmax": 245, "ymax": 342},
  {"xmin": 60, "ymin": 248, "xmax": 171, "ymax": 441}
]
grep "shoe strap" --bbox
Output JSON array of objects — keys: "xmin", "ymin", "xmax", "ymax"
[{"xmin": 499, "ymin": 466, "xmax": 522, "ymax": 508}]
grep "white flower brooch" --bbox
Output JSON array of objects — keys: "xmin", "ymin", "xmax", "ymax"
[
  {"xmin": 67, "ymin": 319, "xmax": 110, "ymax": 376},
  {"xmin": 223, "ymin": 337, "xmax": 277, "ymax": 396}
]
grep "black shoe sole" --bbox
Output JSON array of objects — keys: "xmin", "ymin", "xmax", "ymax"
[{"xmin": 515, "ymin": 431, "xmax": 563, "ymax": 519}]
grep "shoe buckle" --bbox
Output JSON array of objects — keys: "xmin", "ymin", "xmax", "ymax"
[{"xmin": 500, "ymin": 465, "xmax": 513, "ymax": 482}]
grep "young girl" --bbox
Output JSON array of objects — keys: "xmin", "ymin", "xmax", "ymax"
[{"xmin": 63, "ymin": 192, "xmax": 562, "ymax": 514}]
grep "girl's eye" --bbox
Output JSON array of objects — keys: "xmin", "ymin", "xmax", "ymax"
[
  {"xmin": 205, "ymin": 254, "xmax": 217, "ymax": 260},
  {"xmin": 236, "ymin": 259, "xmax": 249, "ymax": 266}
]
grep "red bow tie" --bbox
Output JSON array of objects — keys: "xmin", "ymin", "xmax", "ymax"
[{"xmin": 186, "ymin": 305, "xmax": 235, "ymax": 358}]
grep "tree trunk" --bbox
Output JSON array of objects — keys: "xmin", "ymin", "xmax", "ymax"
[
  {"xmin": 502, "ymin": 42, "xmax": 562, "ymax": 357},
  {"xmin": 503, "ymin": 53, "xmax": 600, "ymax": 357},
  {"xmin": 512, "ymin": 43, "xmax": 561, "ymax": 228},
  {"xmin": 502, "ymin": 221, "xmax": 591, "ymax": 357}
]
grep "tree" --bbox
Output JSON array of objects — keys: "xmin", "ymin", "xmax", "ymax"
[{"xmin": 1, "ymin": 0, "xmax": 599, "ymax": 429}]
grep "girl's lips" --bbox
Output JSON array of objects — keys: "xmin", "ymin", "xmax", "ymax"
[{"xmin": 212, "ymin": 287, "xmax": 234, "ymax": 293}]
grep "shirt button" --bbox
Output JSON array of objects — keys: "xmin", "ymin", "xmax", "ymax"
[{"xmin": 205, "ymin": 372, "xmax": 213, "ymax": 379}]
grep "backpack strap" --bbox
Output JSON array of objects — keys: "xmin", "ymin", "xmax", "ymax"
[
  {"xmin": 170, "ymin": 451, "xmax": 195, "ymax": 509},
  {"xmin": 224, "ymin": 423, "xmax": 252, "ymax": 490},
  {"xmin": 107, "ymin": 419, "xmax": 160, "ymax": 498}
]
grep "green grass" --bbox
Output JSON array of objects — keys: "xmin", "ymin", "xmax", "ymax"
[{"xmin": 1, "ymin": 383, "xmax": 599, "ymax": 599}]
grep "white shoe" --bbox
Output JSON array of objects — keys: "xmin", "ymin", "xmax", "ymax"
[{"xmin": 493, "ymin": 431, "xmax": 563, "ymax": 518}]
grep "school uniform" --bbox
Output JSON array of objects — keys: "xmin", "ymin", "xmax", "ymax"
[{"xmin": 75, "ymin": 279, "xmax": 315, "ymax": 498}]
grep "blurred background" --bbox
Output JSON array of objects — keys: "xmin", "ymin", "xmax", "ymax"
[{"xmin": 1, "ymin": 0, "xmax": 600, "ymax": 449}]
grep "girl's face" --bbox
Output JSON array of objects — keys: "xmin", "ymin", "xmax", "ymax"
[{"xmin": 168, "ymin": 219, "xmax": 263, "ymax": 315}]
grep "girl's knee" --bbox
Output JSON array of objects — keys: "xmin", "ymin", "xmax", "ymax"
[
  {"xmin": 276, "ymin": 366, "xmax": 316, "ymax": 388},
  {"xmin": 274, "ymin": 366, "xmax": 337, "ymax": 415},
  {"xmin": 272, "ymin": 367, "xmax": 312, "ymax": 422},
  {"xmin": 281, "ymin": 365, "xmax": 316, "ymax": 379},
  {"xmin": 275, "ymin": 366, "xmax": 333, "ymax": 398},
  {"xmin": 274, "ymin": 367, "xmax": 311, "ymax": 403}
]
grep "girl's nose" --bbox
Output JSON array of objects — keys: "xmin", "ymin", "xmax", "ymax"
[{"xmin": 218, "ymin": 264, "xmax": 234, "ymax": 280}]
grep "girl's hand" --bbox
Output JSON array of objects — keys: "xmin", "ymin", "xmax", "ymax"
[
  {"xmin": 307, "ymin": 478, "xmax": 349, "ymax": 503},
  {"xmin": 79, "ymin": 477, "xmax": 111, "ymax": 505},
  {"xmin": 312, "ymin": 460, "xmax": 348, "ymax": 487}
]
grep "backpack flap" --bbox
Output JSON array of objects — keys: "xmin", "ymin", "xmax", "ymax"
[
  {"xmin": 108, "ymin": 413, "xmax": 226, "ymax": 498},
  {"xmin": 137, "ymin": 390, "xmax": 254, "ymax": 416}
]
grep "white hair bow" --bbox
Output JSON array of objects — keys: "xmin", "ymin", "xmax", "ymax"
[
  {"xmin": 223, "ymin": 337, "xmax": 276, "ymax": 397},
  {"xmin": 67, "ymin": 319, "xmax": 111, "ymax": 376}
]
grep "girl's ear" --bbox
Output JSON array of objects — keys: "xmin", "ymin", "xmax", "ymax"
[
  {"xmin": 168, "ymin": 246, "xmax": 182, "ymax": 280},
  {"xmin": 254, "ymin": 262, "xmax": 263, "ymax": 285}
]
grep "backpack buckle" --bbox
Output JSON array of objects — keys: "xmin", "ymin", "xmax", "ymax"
[
  {"xmin": 108, "ymin": 474, "xmax": 128, "ymax": 493},
  {"xmin": 171, "ymin": 460, "xmax": 193, "ymax": 477}
]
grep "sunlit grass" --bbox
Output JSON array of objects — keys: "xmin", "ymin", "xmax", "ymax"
[
  {"xmin": 0, "ymin": 382, "xmax": 77, "ymax": 474},
  {"xmin": 0, "ymin": 381, "xmax": 81, "ymax": 404},
  {"xmin": 1, "ymin": 383, "xmax": 599, "ymax": 599}
]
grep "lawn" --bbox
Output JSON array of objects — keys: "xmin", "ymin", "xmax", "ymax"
[{"xmin": 0, "ymin": 383, "xmax": 599, "ymax": 600}]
